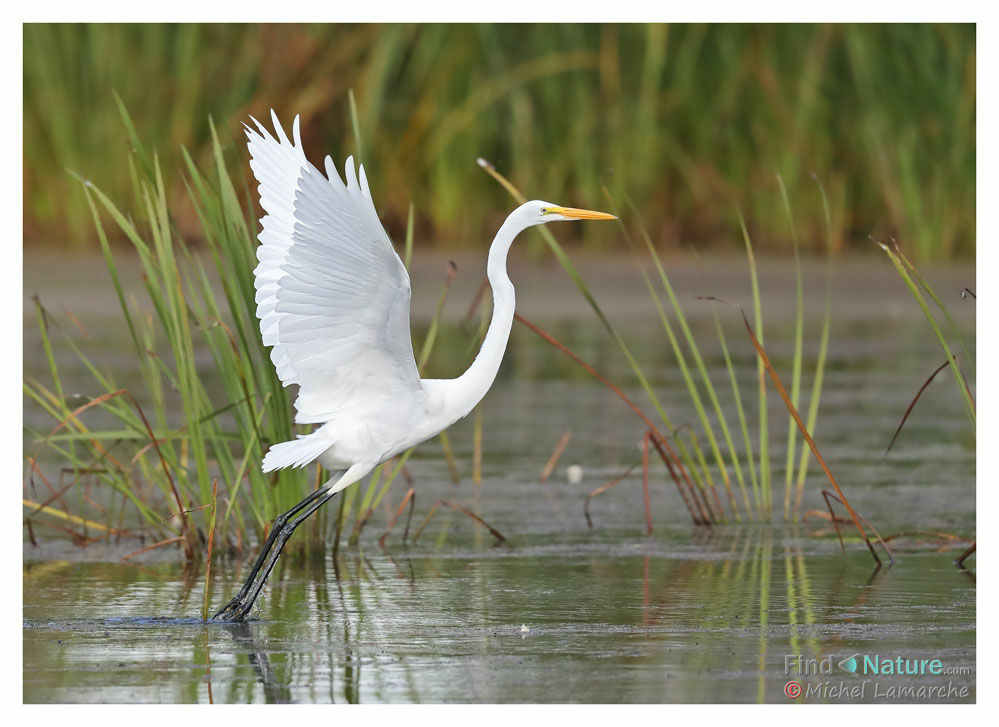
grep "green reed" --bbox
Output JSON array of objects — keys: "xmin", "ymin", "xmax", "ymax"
[
  {"xmin": 480, "ymin": 160, "xmax": 836, "ymax": 526},
  {"xmin": 877, "ymin": 240, "xmax": 976, "ymax": 433},
  {"xmin": 25, "ymin": 24, "xmax": 974, "ymax": 261},
  {"xmin": 23, "ymin": 100, "xmax": 492, "ymax": 560},
  {"xmin": 25, "ymin": 111, "xmax": 299, "ymax": 555}
]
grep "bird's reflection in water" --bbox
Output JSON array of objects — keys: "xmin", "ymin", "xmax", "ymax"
[
  {"xmin": 218, "ymin": 551, "xmax": 419, "ymax": 703},
  {"xmin": 226, "ymin": 622, "xmax": 292, "ymax": 704}
]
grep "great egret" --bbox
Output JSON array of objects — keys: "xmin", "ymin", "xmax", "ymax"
[{"xmin": 213, "ymin": 111, "xmax": 615, "ymax": 621}]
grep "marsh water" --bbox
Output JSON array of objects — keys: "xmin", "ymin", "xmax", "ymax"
[{"xmin": 23, "ymin": 253, "xmax": 976, "ymax": 703}]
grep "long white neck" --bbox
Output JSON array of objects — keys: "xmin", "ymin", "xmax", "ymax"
[{"xmin": 428, "ymin": 210, "xmax": 527, "ymax": 428}]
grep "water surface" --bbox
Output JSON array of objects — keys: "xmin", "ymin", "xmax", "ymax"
[
  {"xmin": 23, "ymin": 532, "xmax": 975, "ymax": 703},
  {"xmin": 23, "ymin": 253, "xmax": 976, "ymax": 703}
]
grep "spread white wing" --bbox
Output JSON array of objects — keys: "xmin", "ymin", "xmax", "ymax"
[{"xmin": 246, "ymin": 111, "xmax": 423, "ymax": 424}]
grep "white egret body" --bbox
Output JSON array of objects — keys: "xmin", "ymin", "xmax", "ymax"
[{"xmin": 214, "ymin": 112, "xmax": 614, "ymax": 621}]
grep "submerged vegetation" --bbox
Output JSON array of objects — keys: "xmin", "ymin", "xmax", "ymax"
[{"xmin": 25, "ymin": 23, "xmax": 974, "ymax": 259}]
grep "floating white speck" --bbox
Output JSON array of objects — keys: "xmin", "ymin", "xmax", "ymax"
[
  {"xmin": 566, "ymin": 465, "xmax": 583, "ymax": 484},
  {"xmin": 520, "ymin": 624, "xmax": 531, "ymax": 635}
]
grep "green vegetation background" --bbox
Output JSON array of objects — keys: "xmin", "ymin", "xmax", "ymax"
[{"xmin": 24, "ymin": 23, "xmax": 975, "ymax": 260}]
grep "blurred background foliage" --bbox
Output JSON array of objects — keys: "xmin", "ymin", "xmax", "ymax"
[{"xmin": 24, "ymin": 23, "xmax": 975, "ymax": 259}]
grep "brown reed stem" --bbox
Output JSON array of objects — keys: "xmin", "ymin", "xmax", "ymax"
[
  {"xmin": 540, "ymin": 431, "xmax": 572, "ymax": 482},
  {"xmin": 583, "ymin": 465, "xmax": 635, "ymax": 528},
  {"xmin": 379, "ymin": 487, "xmax": 416, "ymax": 548},
  {"xmin": 515, "ymin": 313, "xmax": 707, "ymax": 526},
  {"xmin": 413, "ymin": 500, "xmax": 506, "ymax": 544},
  {"xmin": 641, "ymin": 432, "xmax": 653, "ymax": 534}
]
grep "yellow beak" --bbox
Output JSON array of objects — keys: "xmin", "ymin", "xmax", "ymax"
[{"xmin": 549, "ymin": 206, "xmax": 617, "ymax": 221}]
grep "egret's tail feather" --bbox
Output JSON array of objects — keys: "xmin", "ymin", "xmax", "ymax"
[{"xmin": 262, "ymin": 431, "xmax": 331, "ymax": 472}]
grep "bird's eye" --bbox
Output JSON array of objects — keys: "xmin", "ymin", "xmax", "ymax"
[{"xmin": 540, "ymin": 207, "xmax": 548, "ymax": 214}]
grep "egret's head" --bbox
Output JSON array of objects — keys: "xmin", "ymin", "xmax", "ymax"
[{"xmin": 524, "ymin": 200, "xmax": 617, "ymax": 226}]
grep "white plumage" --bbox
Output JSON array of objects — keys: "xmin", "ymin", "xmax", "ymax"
[
  {"xmin": 214, "ymin": 110, "xmax": 614, "ymax": 621},
  {"xmin": 249, "ymin": 114, "xmax": 419, "ymax": 416},
  {"xmin": 246, "ymin": 111, "xmax": 429, "ymax": 479}
]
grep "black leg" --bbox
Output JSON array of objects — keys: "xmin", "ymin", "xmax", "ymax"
[
  {"xmin": 213, "ymin": 485, "xmax": 334, "ymax": 622},
  {"xmin": 227, "ymin": 489, "xmax": 339, "ymax": 621}
]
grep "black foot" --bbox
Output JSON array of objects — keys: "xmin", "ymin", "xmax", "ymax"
[{"xmin": 213, "ymin": 596, "xmax": 254, "ymax": 622}]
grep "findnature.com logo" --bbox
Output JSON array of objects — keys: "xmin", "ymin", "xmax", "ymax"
[
  {"xmin": 785, "ymin": 653, "xmax": 972, "ymax": 677},
  {"xmin": 782, "ymin": 654, "xmax": 973, "ymax": 702}
]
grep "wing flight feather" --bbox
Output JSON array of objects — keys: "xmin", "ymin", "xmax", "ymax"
[{"xmin": 246, "ymin": 111, "xmax": 422, "ymax": 424}]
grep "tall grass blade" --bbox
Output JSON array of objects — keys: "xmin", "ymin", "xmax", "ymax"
[
  {"xmin": 348, "ymin": 89, "xmax": 364, "ymax": 164},
  {"xmin": 877, "ymin": 240, "xmax": 976, "ymax": 431},
  {"xmin": 776, "ymin": 175, "xmax": 805, "ymax": 521},
  {"xmin": 894, "ymin": 248, "xmax": 974, "ymax": 375},
  {"xmin": 712, "ymin": 310, "xmax": 759, "ymax": 518},
  {"xmin": 202, "ymin": 479, "xmax": 219, "ymax": 621},
  {"xmin": 793, "ymin": 176, "xmax": 835, "ymax": 519},
  {"xmin": 738, "ymin": 212, "xmax": 771, "ymax": 516},
  {"xmin": 404, "ymin": 202, "xmax": 415, "ymax": 269}
]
